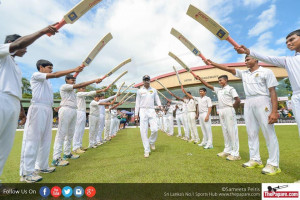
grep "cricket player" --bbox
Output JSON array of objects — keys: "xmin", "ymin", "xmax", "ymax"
[
  {"xmin": 172, "ymin": 97, "xmax": 190, "ymax": 141},
  {"xmin": 175, "ymin": 103, "xmax": 184, "ymax": 138},
  {"xmin": 135, "ymin": 75, "xmax": 162, "ymax": 158},
  {"xmin": 0, "ymin": 24, "xmax": 57, "ymax": 181},
  {"xmin": 235, "ymin": 29, "xmax": 300, "ymax": 138},
  {"xmin": 185, "ymin": 88, "xmax": 213, "ymax": 149},
  {"xmin": 19, "ymin": 59, "xmax": 83, "ymax": 183},
  {"xmin": 195, "ymin": 75, "xmax": 241, "ymax": 160},
  {"xmin": 52, "ymin": 75, "xmax": 101, "ymax": 166},
  {"xmin": 73, "ymin": 87, "xmax": 108, "ymax": 154},
  {"xmin": 206, "ymin": 57, "xmax": 280, "ymax": 175},
  {"xmin": 166, "ymin": 101, "xmax": 176, "ymax": 136}
]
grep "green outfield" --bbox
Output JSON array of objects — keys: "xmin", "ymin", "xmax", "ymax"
[{"xmin": 1, "ymin": 126, "xmax": 300, "ymax": 183}]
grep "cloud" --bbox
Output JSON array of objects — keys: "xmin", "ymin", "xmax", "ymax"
[
  {"xmin": 248, "ymin": 4, "xmax": 276, "ymax": 37},
  {"xmin": 243, "ymin": 0, "xmax": 270, "ymax": 8}
]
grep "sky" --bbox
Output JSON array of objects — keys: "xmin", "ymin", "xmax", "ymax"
[{"xmin": 1, "ymin": 0, "xmax": 299, "ymax": 92}]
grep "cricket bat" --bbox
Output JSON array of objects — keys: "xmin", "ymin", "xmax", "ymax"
[
  {"xmin": 170, "ymin": 28, "xmax": 207, "ymax": 62},
  {"xmin": 74, "ymin": 32, "xmax": 113, "ymax": 77},
  {"xmin": 168, "ymin": 51, "xmax": 198, "ymax": 78},
  {"xmin": 100, "ymin": 58, "xmax": 131, "ymax": 81},
  {"xmin": 106, "ymin": 71, "xmax": 128, "ymax": 89},
  {"xmin": 119, "ymin": 92, "xmax": 131, "ymax": 103},
  {"xmin": 116, "ymin": 82, "xmax": 125, "ymax": 95},
  {"xmin": 120, "ymin": 83, "xmax": 135, "ymax": 95},
  {"xmin": 173, "ymin": 66, "xmax": 185, "ymax": 92},
  {"xmin": 47, "ymin": 0, "xmax": 103, "ymax": 36},
  {"xmin": 123, "ymin": 94, "xmax": 135, "ymax": 103},
  {"xmin": 157, "ymin": 90, "xmax": 169, "ymax": 101},
  {"xmin": 186, "ymin": 4, "xmax": 240, "ymax": 48},
  {"xmin": 155, "ymin": 79, "xmax": 173, "ymax": 96}
]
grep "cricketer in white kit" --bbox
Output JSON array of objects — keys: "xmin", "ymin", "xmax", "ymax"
[
  {"xmin": 0, "ymin": 25, "xmax": 57, "ymax": 183},
  {"xmin": 19, "ymin": 59, "xmax": 83, "ymax": 183},
  {"xmin": 135, "ymin": 75, "xmax": 162, "ymax": 158},
  {"xmin": 166, "ymin": 101, "xmax": 176, "ymax": 136},
  {"xmin": 172, "ymin": 97, "xmax": 190, "ymax": 141}
]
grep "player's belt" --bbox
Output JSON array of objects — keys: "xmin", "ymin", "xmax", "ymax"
[
  {"xmin": 31, "ymin": 102, "xmax": 52, "ymax": 108},
  {"xmin": 61, "ymin": 105, "xmax": 77, "ymax": 109},
  {"xmin": 0, "ymin": 91, "xmax": 20, "ymax": 101}
]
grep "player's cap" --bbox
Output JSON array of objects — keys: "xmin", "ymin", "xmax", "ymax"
[{"xmin": 143, "ymin": 75, "xmax": 150, "ymax": 80}]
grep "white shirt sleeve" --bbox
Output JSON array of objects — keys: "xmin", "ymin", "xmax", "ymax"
[
  {"xmin": 207, "ymin": 97, "xmax": 212, "ymax": 107},
  {"xmin": 230, "ymin": 88, "xmax": 239, "ymax": 98},
  {"xmin": 98, "ymin": 95, "xmax": 116, "ymax": 103},
  {"xmin": 154, "ymin": 90, "xmax": 162, "ymax": 106},
  {"xmin": 134, "ymin": 90, "xmax": 141, "ymax": 115},
  {"xmin": 171, "ymin": 100, "xmax": 183, "ymax": 105},
  {"xmin": 213, "ymin": 87, "xmax": 220, "ymax": 93},
  {"xmin": 32, "ymin": 72, "xmax": 47, "ymax": 82},
  {"xmin": 90, "ymin": 100, "xmax": 98, "ymax": 106},
  {"xmin": 250, "ymin": 49, "xmax": 287, "ymax": 68},
  {"xmin": 61, "ymin": 84, "xmax": 74, "ymax": 91},
  {"xmin": 235, "ymin": 69, "xmax": 243, "ymax": 79},
  {"xmin": 77, "ymin": 91, "xmax": 96, "ymax": 97},
  {"xmin": 0, "ymin": 44, "xmax": 10, "ymax": 58},
  {"xmin": 265, "ymin": 69, "xmax": 279, "ymax": 88}
]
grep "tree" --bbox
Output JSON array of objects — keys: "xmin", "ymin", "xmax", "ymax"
[
  {"xmin": 22, "ymin": 77, "xmax": 32, "ymax": 98},
  {"xmin": 53, "ymin": 91, "xmax": 61, "ymax": 99}
]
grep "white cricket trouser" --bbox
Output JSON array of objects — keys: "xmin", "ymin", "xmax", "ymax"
[
  {"xmin": 104, "ymin": 118, "xmax": 111, "ymax": 140},
  {"xmin": 291, "ymin": 93, "xmax": 300, "ymax": 137},
  {"xmin": 109, "ymin": 117, "xmax": 118, "ymax": 136},
  {"xmin": 96, "ymin": 114, "xmax": 105, "ymax": 143},
  {"xmin": 20, "ymin": 104, "xmax": 52, "ymax": 176},
  {"xmin": 89, "ymin": 115, "xmax": 100, "ymax": 147},
  {"xmin": 139, "ymin": 108, "xmax": 158, "ymax": 153},
  {"xmin": 182, "ymin": 113, "xmax": 190, "ymax": 139},
  {"xmin": 244, "ymin": 96, "xmax": 279, "ymax": 166},
  {"xmin": 53, "ymin": 107, "xmax": 77, "ymax": 160},
  {"xmin": 219, "ymin": 107, "xmax": 239, "ymax": 156},
  {"xmin": 159, "ymin": 117, "xmax": 163, "ymax": 130},
  {"xmin": 167, "ymin": 114, "xmax": 174, "ymax": 135},
  {"xmin": 73, "ymin": 110, "xmax": 86, "ymax": 151},
  {"xmin": 176, "ymin": 114, "xmax": 184, "ymax": 136},
  {"xmin": 163, "ymin": 116, "xmax": 168, "ymax": 132},
  {"xmin": 198, "ymin": 112, "xmax": 213, "ymax": 147},
  {"xmin": 188, "ymin": 112, "xmax": 199, "ymax": 142},
  {"xmin": 0, "ymin": 93, "xmax": 20, "ymax": 177}
]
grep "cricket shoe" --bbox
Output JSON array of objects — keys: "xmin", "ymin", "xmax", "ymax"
[
  {"xmin": 217, "ymin": 152, "xmax": 230, "ymax": 158},
  {"xmin": 176, "ymin": 135, "xmax": 181, "ymax": 138},
  {"xmin": 198, "ymin": 142, "xmax": 206, "ymax": 147},
  {"xmin": 188, "ymin": 139, "xmax": 194, "ymax": 143},
  {"xmin": 97, "ymin": 142, "xmax": 103, "ymax": 146},
  {"xmin": 81, "ymin": 147, "xmax": 88, "ymax": 151},
  {"xmin": 63, "ymin": 153, "xmax": 80, "ymax": 160},
  {"xmin": 144, "ymin": 152, "xmax": 150, "ymax": 158},
  {"xmin": 74, "ymin": 148, "xmax": 85, "ymax": 154},
  {"xmin": 203, "ymin": 145, "xmax": 213, "ymax": 149},
  {"xmin": 261, "ymin": 164, "xmax": 281, "ymax": 175},
  {"xmin": 181, "ymin": 137, "xmax": 186, "ymax": 140},
  {"xmin": 36, "ymin": 167, "xmax": 56, "ymax": 174},
  {"xmin": 294, "ymin": 180, "xmax": 300, "ymax": 183},
  {"xmin": 226, "ymin": 155, "xmax": 241, "ymax": 161},
  {"xmin": 51, "ymin": 158, "xmax": 69, "ymax": 166},
  {"xmin": 242, "ymin": 160, "xmax": 264, "ymax": 169},
  {"xmin": 20, "ymin": 173, "xmax": 43, "ymax": 183},
  {"xmin": 150, "ymin": 144, "xmax": 156, "ymax": 150},
  {"xmin": 194, "ymin": 140, "xmax": 200, "ymax": 144}
]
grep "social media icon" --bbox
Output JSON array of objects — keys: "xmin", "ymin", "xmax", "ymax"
[
  {"xmin": 62, "ymin": 186, "xmax": 73, "ymax": 198},
  {"xmin": 85, "ymin": 186, "xmax": 96, "ymax": 198},
  {"xmin": 39, "ymin": 186, "xmax": 50, "ymax": 197},
  {"xmin": 73, "ymin": 186, "xmax": 84, "ymax": 198},
  {"xmin": 51, "ymin": 186, "xmax": 61, "ymax": 198}
]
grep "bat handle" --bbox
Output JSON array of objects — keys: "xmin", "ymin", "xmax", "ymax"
[
  {"xmin": 100, "ymin": 75, "xmax": 107, "ymax": 81},
  {"xmin": 73, "ymin": 64, "xmax": 85, "ymax": 78},
  {"xmin": 226, "ymin": 36, "xmax": 240, "ymax": 48},
  {"xmin": 190, "ymin": 71, "xmax": 198, "ymax": 79},
  {"xmin": 47, "ymin": 19, "xmax": 67, "ymax": 37},
  {"xmin": 199, "ymin": 54, "xmax": 207, "ymax": 62}
]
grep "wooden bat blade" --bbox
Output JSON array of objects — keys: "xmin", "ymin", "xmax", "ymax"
[
  {"xmin": 186, "ymin": 4, "xmax": 229, "ymax": 41},
  {"xmin": 168, "ymin": 52, "xmax": 190, "ymax": 72},
  {"xmin": 123, "ymin": 94, "xmax": 135, "ymax": 103},
  {"xmin": 173, "ymin": 66, "xmax": 182, "ymax": 85},
  {"xmin": 106, "ymin": 58, "xmax": 131, "ymax": 77},
  {"xmin": 119, "ymin": 92, "xmax": 131, "ymax": 102},
  {"xmin": 120, "ymin": 83, "xmax": 135, "ymax": 94},
  {"xmin": 110, "ymin": 71, "xmax": 128, "ymax": 86},
  {"xmin": 82, "ymin": 33, "xmax": 113, "ymax": 66},
  {"xmin": 155, "ymin": 79, "xmax": 170, "ymax": 93},
  {"xmin": 116, "ymin": 82, "xmax": 125, "ymax": 95},
  {"xmin": 157, "ymin": 90, "xmax": 168, "ymax": 100},
  {"xmin": 64, "ymin": 0, "xmax": 103, "ymax": 24}
]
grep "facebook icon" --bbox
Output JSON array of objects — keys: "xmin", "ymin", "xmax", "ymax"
[{"xmin": 39, "ymin": 186, "xmax": 50, "ymax": 197}]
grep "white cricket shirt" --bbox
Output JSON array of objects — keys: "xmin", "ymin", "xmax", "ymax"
[
  {"xmin": 135, "ymin": 86, "xmax": 162, "ymax": 115},
  {"xmin": 187, "ymin": 98, "xmax": 197, "ymax": 112},
  {"xmin": 194, "ymin": 96, "xmax": 212, "ymax": 113},
  {"xmin": 89, "ymin": 100, "xmax": 100, "ymax": 116},
  {"xmin": 213, "ymin": 85, "xmax": 239, "ymax": 108},
  {"xmin": 60, "ymin": 84, "xmax": 76, "ymax": 108},
  {"xmin": 0, "ymin": 44, "xmax": 22, "ymax": 100},
  {"xmin": 99, "ymin": 95, "xmax": 116, "ymax": 115},
  {"xmin": 76, "ymin": 91, "xmax": 96, "ymax": 112},
  {"xmin": 235, "ymin": 66, "xmax": 278, "ymax": 98},
  {"xmin": 30, "ymin": 72, "xmax": 53, "ymax": 106},
  {"xmin": 250, "ymin": 50, "xmax": 300, "ymax": 95}
]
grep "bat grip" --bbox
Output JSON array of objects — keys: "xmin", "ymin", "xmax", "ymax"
[
  {"xmin": 100, "ymin": 75, "xmax": 107, "ymax": 81},
  {"xmin": 73, "ymin": 64, "xmax": 85, "ymax": 78},
  {"xmin": 47, "ymin": 19, "xmax": 66, "ymax": 37},
  {"xmin": 190, "ymin": 71, "xmax": 198, "ymax": 79},
  {"xmin": 226, "ymin": 36, "xmax": 240, "ymax": 48},
  {"xmin": 199, "ymin": 54, "xmax": 207, "ymax": 62}
]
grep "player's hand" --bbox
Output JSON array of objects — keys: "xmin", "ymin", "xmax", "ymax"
[
  {"xmin": 234, "ymin": 45, "xmax": 250, "ymax": 55},
  {"xmin": 19, "ymin": 114, "xmax": 26, "ymax": 125},
  {"xmin": 95, "ymin": 78, "xmax": 102, "ymax": 84},
  {"xmin": 42, "ymin": 23, "xmax": 59, "ymax": 35},
  {"xmin": 204, "ymin": 59, "xmax": 212, "ymax": 66},
  {"xmin": 134, "ymin": 115, "xmax": 139, "ymax": 121},
  {"xmin": 74, "ymin": 66, "xmax": 84, "ymax": 73},
  {"xmin": 205, "ymin": 116, "xmax": 209, "ymax": 122},
  {"xmin": 54, "ymin": 107, "xmax": 60, "ymax": 112},
  {"xmin": 268, "ymin": 112, "xmax": 278, "ymax": 124}
]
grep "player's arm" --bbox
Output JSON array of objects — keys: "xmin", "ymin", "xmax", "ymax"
[
  {"xmin": 195, "ymin": 106, "xmax": 199, "ymax": 119},
  {"xmin": 9, "ymin": 23, "xmax": 58, "ymax": 53},
  {"xmin": 194, "ymin": 76, "xmax": 214, "ymax": 91},
  {"xmin": 205, "ymin": 107, "xmax": 212, "ymax": 122},
  {"xmin": 46, "ymin": 66, "xmax": 84, "ymax": 79},
  {"xmin": 19, "ymin": 102, "xmax": 26, "ymax": 125},
  {"xmin": 235, "ymin": 45, "xmax": 286, "ymax": 68},
  {"xmin": 155, "ymin": 90, "xmax": 162, "ymax": 109},
  {"xmin": 233, "ymin": 97, "xmax": 240, "ymax": 109},
  {"xmin": 205, "ymin": 59, "xmax": 236, "ymax": 75},
  {"xmin": 134, "ymin": 91, "xmax": 141, "ymax": 121},
  {"xmin": 73, "ymin": 78, "xmax": 102, "ymax": 89},
  {"xmin": 268, "ymin": 87, "xmax": 279, "ymax": 124}
]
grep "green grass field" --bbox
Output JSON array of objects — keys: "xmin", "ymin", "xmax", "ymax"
[{"xmin": 1, "ymin": 125, "xmax": 300, "ymax": 183}]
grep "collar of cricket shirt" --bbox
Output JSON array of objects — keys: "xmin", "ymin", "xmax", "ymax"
[{"xmin": 295, "ymin": 52, "xmax": 300, "ymax": 56}]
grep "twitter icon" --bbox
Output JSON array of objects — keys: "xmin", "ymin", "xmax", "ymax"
[{"xmin": 62, "ymin": 186, "xmax": 73, "ymax": 198}]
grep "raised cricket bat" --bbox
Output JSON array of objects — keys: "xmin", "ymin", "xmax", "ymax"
[
  {"xmin": 155, "ymin": 79, "xmax": 173, "ymax": 96},
  {"xmin": 120, "ymin": 83, "xmax": 135, "ymax": 95},
  {"xmin": 106, "ymin": 71, "xmax": 128, "ymax": 89},
  {"xmin": 74, "ymin": 33, "xmax": 113, "ymax": 77},
  {"xmin": 170, "ymin": 28, "xmax": 207, "ymax": 62},
  {"xmin": 186, "ymin": 4, "xmax": 240, "ymax": 48},
  {"xmin": 116, "ymin": 82, "xmax": 125, "ymax": 95},
  {"xmin": 168, "ymin": 52, "xmax": 198, "ymax": 78},
  {"xmin": 173, "ymin": 66, "xmax": 185, "ymax": 92},
  {"xmin": 157, "ymin": 90, "xmax": 168, "ymax": 100},
  {"xmin": 123, "ymin": 94, "xmax": 135, "ymax": 103},
  {"xmin": 100, "ymin": 58, "xmax": 131, "ymax": 80},
  {"xmin": 48, "ymin": 0, "xmax": 103, "ymax": 36},
  {"xmin": 119, "ymin": 92, "xmax": 131, "ymax": 103}
]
